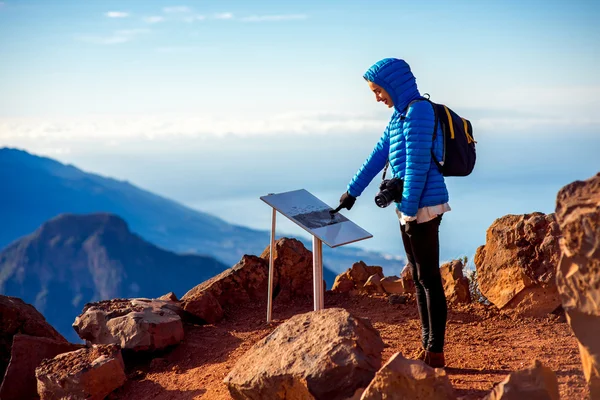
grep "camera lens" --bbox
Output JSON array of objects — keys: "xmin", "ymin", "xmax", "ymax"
[{"xmin": 374, "ymin": 189, "xmax": 393, "ymax": 208}]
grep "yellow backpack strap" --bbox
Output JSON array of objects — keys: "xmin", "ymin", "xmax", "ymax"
[
  {"xmin": 443, "ymin": 106, "xmax": 455, "ymax": 139},
  {"xmin": 462, "ymin": 118, "xmax": 476, "ymax": 144}
]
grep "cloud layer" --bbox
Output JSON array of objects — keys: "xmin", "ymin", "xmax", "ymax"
[{"xmin": 105, "ymin": 11, "xmax": 129, "ymax": 18}]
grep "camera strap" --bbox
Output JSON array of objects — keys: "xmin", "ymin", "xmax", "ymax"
[{"xmin": 382, "ymin": 160, "xmax": 389, "ymax": 180}]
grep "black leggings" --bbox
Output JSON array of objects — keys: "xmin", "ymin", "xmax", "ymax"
[{"xmin": 400, "ymin": 215, "xmax": 447, "ymax": 353}]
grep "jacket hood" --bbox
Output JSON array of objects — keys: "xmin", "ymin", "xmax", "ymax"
[{"xmin": 363, "ymin": 58, "xmax": 421, "ymax": 113}]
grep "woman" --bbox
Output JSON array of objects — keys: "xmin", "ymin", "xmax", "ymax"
[{"xmin": 336, "ymin": 58, "xmax": 450, "ymax": 368}]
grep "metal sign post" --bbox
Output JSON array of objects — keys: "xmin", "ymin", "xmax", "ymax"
[{"xmin": 261, "ymin": 189, "xmax": 372, "ymax": 323}]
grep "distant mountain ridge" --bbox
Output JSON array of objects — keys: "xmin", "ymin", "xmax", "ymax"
[
  {"xmin": 0, "ymin": 213, "xmax": 229, "ymax": 341},
  {"xmin": 0, "ymin": 147, "xmax": 404, "ymax": 280}
]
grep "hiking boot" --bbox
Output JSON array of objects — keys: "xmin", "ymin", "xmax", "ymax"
[
  {"xmin": 424, "ymin": 351, "xmax": 445, "ymax": 368},
  {"xmin": 411, "ymin": 348, "xmax": 426, "ymax": 361}
]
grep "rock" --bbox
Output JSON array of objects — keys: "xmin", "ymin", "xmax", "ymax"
[
  {"xmin": 360, "ymin": 352, "xmax": 456, "ymax": 400},
  {"xmin": 474, "ymin": 213, "xmax": 562, "ymax": 317},
  {"xmin": 183, "ymin": 238, "xmax": 321, "ymax": 308},
  {"xmin": 440, "ymin": 260, "xmax": 471, "ymax": 304},
  {"xmin": 35, "ymin": 344, "xmax": 126, "ymax": 400},
  {"xmin": 332, "ymin": 273, "xmax": 355, "ymax": 293},
  {"xmin": 183, "ymin": 255, "xmax": 268, "ymax": 306},
  {"xmin": 364, "ymin": 274, "xmax": 385, "ymax": 294},
  {"xmin": 401, "ymin": 266, "xmax": 416, "ymax": 293},
  {"xmin": 380, "ymin": 275, "xmax": 405, "ymax": 294},
  {"xmin": 157, "ymin": 292, "xmax": 178, "ymax": 302},
  {"xmin": 0, "ymin": 335, "xmax": 83, "ymax": 400},
  {"xmin": 72, "ymin": 298, "xmax": 184, "ymax": 351},
  {"xmin": 0, "ymin": 295, "xmax": 66, "ymax": 381},
  {"xmin": 555, "ymin": 172, "xmax": 600, "ymax": 398},
  {"xmin": 224, "ymin": 308, "xmax": 385, "ymax": 400},
  {"xmin": 331, "ymin": 262, "xmax": 384, "ymax": 294},
  {"xmin": 259, "ymin": 238, "xmax": 317, "ymax": 302},
  {"xmin": 181, "ymin": 291, "xmax": 224, "ymax": 324},
  {"xmin": 388, "ymin": 294, "xmax": 409, "ymax": 305},
  {"xmin": 483, "ymin": 360, "xmax": 559, "ymax": 400}
]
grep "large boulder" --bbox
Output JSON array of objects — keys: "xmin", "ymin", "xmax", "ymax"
[
  {"xmin": 331, "ymin": 261, "xmax": 384, "ymax": 293},
  {"xmin": 555, "ymin": 172, "xmax": 600, "ymax": 398},
  {"xmin": 72, "ymin": 298, "xmax": 184, "ymax": 351},
  {"xmin": 258, "ymin": 237, "xmax": 316, "ymax": 302},
  {"xmin": 0, "ymin": 295, "xmax": 66, "ymax": 382},
  {"xmin": 224, "ymin": 308, "xmax": 385, "ymax": 400},
  {"xmin": 440, "ymin": 260, "xmax": 471, "ymax": 305},
  {"xmin": 360, "ymin": 352, "xmax": 456, "ymax": 400},
  {"xmin": 35, "ymin": 344, "xmax": 126, "ymax": 400},
  {"xmin": 0, "ymin": 335, "xmax": 83, "ymax": 400},
  {"xmin": 474, "ymin": 213, "xmax": 561, "ymax": 316},
  {"xmin": 183, "ymin": 238, "xmax": 320, "ymax": 309},
  {"xmin": 483, "ymin": 360, "xmax": 559, "ymax": 400}
]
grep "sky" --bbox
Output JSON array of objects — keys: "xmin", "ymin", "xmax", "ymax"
[
  {"xmin": 0, "ymin": 0, "xmax": 599, "ymax": 146},
  {"xmin": 0, "ymin": 0, "xmax": 599, "ymax": 262}
]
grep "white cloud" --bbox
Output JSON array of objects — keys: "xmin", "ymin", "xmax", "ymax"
[
  {"xmin": 163, "ymin": 6, "xmax": 191, "ymax": 13},
  {"xmin": 144, "ymin": 16, "xmax": 165, "ymax": 24},
  {"xmin": 78, "ymin": 29, "xmax": 149, "ymax": 45},
  {"xmin": 241, "ymin": 14, "xmax": 307, "ymax": 22},
  {"xmin": 105, "ymin": 11, "xmax": 129, "ymax": 18},
  {"xmin": 213, "ymin": 12, "xmax": 234, "ymax": 20}
]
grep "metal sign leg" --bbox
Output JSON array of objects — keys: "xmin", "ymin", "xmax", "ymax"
[
  {"xmin": 312, "ymin": 236, "xmax": 324, "ymax": 311},
  {"xmin": 267, "ymin": 208, "xmax": 276, "ymax": 323}
]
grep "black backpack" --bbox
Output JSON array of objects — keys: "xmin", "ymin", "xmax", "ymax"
[{"xmin": 407, "ymin": 97, "xmax": 476, "ymax": 177}]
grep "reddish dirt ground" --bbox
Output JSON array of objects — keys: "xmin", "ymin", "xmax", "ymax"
[{"xmin": 112, "ymin": 293, "xmax": 588, "ymax": 400}]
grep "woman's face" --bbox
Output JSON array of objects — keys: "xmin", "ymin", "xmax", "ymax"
[{"xmin": 367, "ymin": 81, "xmax": 393, "ymax": 108}]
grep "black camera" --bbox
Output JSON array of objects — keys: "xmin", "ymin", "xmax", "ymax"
[{"xmin": 374, "ymin": 177, "xmax": 404, "ymax": 208}]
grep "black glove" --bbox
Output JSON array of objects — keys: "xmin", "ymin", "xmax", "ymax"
[{"xmin": 339, "ymin": 191, "xmax": 356, "ymax": 211}]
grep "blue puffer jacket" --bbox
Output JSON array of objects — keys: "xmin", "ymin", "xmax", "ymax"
[{"xmin": 347, "ymin": 58, "xmax": 449, "ymax": 217}]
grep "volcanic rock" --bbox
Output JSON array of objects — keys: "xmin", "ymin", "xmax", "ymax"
[
  {"xmin": 157, "ymin": 292, "xmax": 178, "ymax": 302},
  {"xmin": 364, "ymin": 274, "xmax": 385, "ymax": 294},
  {"xmin": 401, "ymin": 266, "xmax": 416, "ymax": 293},
  {"xmin": 72, "ymin": 298, "xmax": 184, "ymax": 351},
  {"xmin": 360, "ymin": 352, "xmax": 456, "ymax": 400},
  {"xmin": 380, "ymin": 275, "xmax": 405, "ymax": 295},
  {"xmin": 35, "ymin": 344, "xmax": 126, "ymax": 400},
  {"xmin": 555, "ymin": 172, "xmax": 600, "ymax": 398},
  {"xmin": 0, "ymin": 295, "xmax": 66, "ymax": 381},
  {"xmin": 483, "ymin": 360, "xmax": 559, "ymax": 400},
  {"xmin": 181, "ymin": 291, "xmax": 224, "ymax": 324},
  {"xmin": 0, "ymin": 335, "xmax": 83, "ymax": 400},
  {"xmin": 183, "ymin": 238, "xmax": 321, "ymax": 309},
  {"xmin": 332, "ymin": 261, "xmax": 384, "ymax": 293},
  {"xmin": 440, "ymin": 260, "xmax": 472, "ymax": 304},
  {"xmin": 224, "ymin": 308, "xmax": 385, "ymax": 400},
  {"xmin": 474, "ymin": 212, "xmax": 561, "ymax": 316}
]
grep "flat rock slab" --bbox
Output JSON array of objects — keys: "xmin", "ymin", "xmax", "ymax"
[
  {"xmin": 0, "ymin": 335, "xmax": 83, "ymax": 400},
  {"xmin": 225, "ymin": 308, "xmax": 385, "ymax": 400},
  {"xmin": 360, "ymin": 352, "xmax": 456, "ymax": 400},
  {"xmin": 73, "ymin": 298, "xmax": 184, "ymax": 351},
  {"xmin": 36, "ymin": 344, "xmax": 126, "ymax": 400}
]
